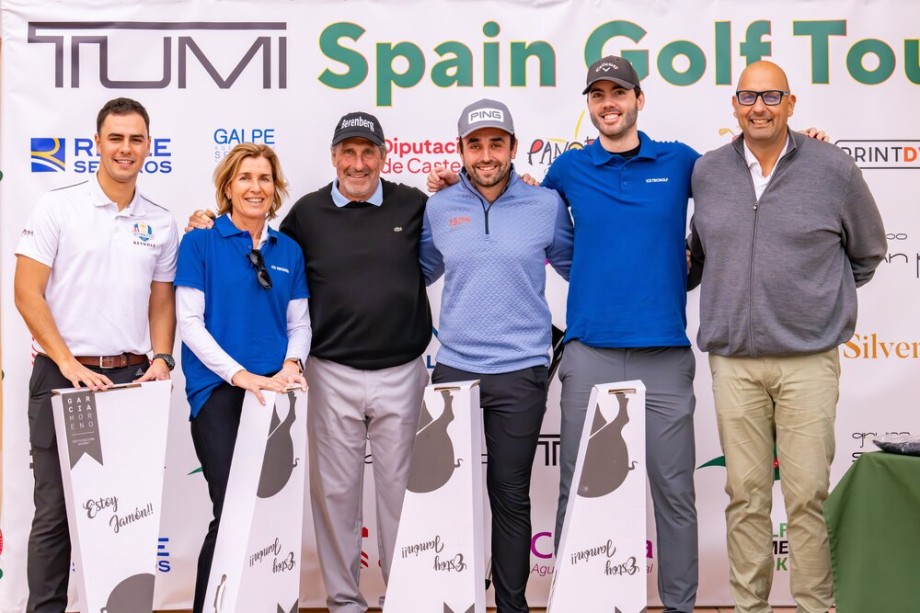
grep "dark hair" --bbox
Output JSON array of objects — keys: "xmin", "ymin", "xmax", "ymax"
[
  {"xmin": 96, "ymin": 97, "xmax": 150, "ymax": 134},
  {"xmin": 458, "ymin": 133, "xmax": 517, "ymax": 152}
]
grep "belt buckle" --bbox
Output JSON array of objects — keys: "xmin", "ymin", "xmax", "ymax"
[{"xmin": 98, "ymin": 355, "xmax": 124, "ymax": 369}]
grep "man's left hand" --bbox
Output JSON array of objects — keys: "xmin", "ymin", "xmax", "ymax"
[
  {"xmin": 136, "ymin": 359, "xmax": 171, "ymax": 382},
  {"xmin": 272, "ymin": 360, "xmax": 307, "ymax": 391}
]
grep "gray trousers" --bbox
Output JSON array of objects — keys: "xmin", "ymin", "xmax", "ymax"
[
  {"xmin": 556, "ymin": 341, "xmax": 698, "ymax": 613},
  {"xmin": 306, "ymin": 356, "xmax": 428, "ymax": 613}
]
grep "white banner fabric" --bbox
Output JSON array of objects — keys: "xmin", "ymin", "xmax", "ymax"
[{"xmin": 1, "ymin": 0, "xmax": 918, "ymax": 610}]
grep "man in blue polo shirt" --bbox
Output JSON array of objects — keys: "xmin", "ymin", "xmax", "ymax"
[{"xmin": 544, "ymin": 56, "xmax": 700, "ymax": 613}]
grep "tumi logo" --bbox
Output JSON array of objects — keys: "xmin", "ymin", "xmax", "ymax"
[
  {"xmin": 843, "ymin": 333, "xmax": 920, "ymax": 359},
  {"xmin": 28, "ymin": 21, "xmax": 287, "ymax": 89}
]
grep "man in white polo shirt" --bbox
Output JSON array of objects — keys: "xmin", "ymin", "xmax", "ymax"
[{"xmin": 14, "ymin": 97, "xmax": 178, "ymax": 613}]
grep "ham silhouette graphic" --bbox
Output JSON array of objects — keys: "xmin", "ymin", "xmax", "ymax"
[
  {"xmin": 257, "ymin": 391, "xmax": 300, "ymax": 498},
  {"xmin": 99, "ymin": 572, "xmax": 154, "ymax": 613},
  {"xmin": 407, "ymin": 388, "xmax": 463, "ymax": 494},
  {"xmin": 577, "ymin": 392, "xmax": 638, "ymax": 498},
  {"xmin": 212, "ymin": 573, "xmax": 227, "ymax": 612}
]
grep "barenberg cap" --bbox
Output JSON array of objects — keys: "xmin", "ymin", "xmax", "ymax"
[{"xmin": 332, "ymin": 111, "xmax": 385, "ymax": 147}]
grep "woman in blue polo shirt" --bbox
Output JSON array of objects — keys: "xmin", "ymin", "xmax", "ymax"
[{"xmin": 174, "ymin": 143, "xmax": 311, "ymax": 613}]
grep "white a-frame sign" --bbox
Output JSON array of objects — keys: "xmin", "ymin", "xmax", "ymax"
[
  {"xmin": 52, "ymin": 379, "xmax": 171, "ymax": 613},
  {"xmin": 204, "ymin": 387, "xmax": 308, "ymax": 613},
  {"xmin": 385, "ymin": 380, "xmax": 486, "ymax": 613},
  {"xmin": 549, "ymin": 381, "xmax": 647, "ymax": 613}
]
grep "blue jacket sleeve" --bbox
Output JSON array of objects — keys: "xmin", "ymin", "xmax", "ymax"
[
  {"xmin": 419, "ymin": 208, "xmax": 444, "ymax": 286},
  {"xmin": 546, "ymin": 194, "xmax": 574, "ymax": 281}
]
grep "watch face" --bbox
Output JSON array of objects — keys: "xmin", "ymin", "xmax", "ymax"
[{"xmin": 155, "ymin": 354, "xmax": 175, "ymax": 370}]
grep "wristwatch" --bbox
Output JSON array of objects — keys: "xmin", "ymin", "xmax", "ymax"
[
  {"xmin": 285, "ymin": 357, "xmax": 304, "ymax": 373},
  {"xmin": 152, "ymin": 353, "xmax": 176, "ymax": 371}
]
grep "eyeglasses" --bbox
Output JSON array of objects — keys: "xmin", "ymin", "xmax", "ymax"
[
  {"xmin": 247, "ymin": 249, "xmax": 272, "ymax": 289},
  {"xmin": 735, "ymin": 90, "xmax": 790, "ymax": 106}
]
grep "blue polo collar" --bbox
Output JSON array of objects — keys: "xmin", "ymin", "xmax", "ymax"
[
  {"xmin": 588, "ymin": 130, "xmax": 659, "ymax": 166},
  {"xmin": 331, "ymin": 178, "xmax": 384, "ymax": 207}
]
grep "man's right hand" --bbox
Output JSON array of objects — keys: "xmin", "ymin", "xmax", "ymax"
[
  {"xmin": 185, "ymin": 209, "xmax": 216, "ymax": 233},
  {"xmin": 59, "ymin": 357, "xmax": 114, "ymax": 391},
  {"xmin": 426, "ymin": 167, "xmax": 460, "ymax": 193}
]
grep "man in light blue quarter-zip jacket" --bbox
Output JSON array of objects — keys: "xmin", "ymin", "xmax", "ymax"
[{"xmin": 419, "ymin": 98, "xmax": 574, "ymax": 613}]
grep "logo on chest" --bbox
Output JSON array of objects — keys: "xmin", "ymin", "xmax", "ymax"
[
  {"xmin": 448, "ymin": 216, "xmax": 471, "ymax": 230},
  {"xmin": 131, "ymin": 222, "xmax": 157, "ymax": 248}
]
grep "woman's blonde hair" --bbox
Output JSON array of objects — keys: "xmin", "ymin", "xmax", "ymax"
[{"xmin": 213, "ymin": 143, "xmax": 289, "ymax": 220}]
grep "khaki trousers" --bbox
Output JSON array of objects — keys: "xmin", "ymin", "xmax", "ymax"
[{"xmin": 709, "ymin": 348, "xmax": 839, "ymax": 613}]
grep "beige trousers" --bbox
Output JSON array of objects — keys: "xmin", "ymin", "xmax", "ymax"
[{"xmin": 709, "ymin": 348, "xmax": 839, "ymax": 613}]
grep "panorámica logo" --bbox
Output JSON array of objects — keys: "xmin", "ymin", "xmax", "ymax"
[
  {"xmin": 29, "ymin": 137, "xmax": 173, "ymax": 174},
  {"xmin": 28, "ymin": 21, "xmax": 286, "ymax": 89},
  {"xmin": 527, "ymin": 112, "xmax": 595, "ymax": 169},
  {"xmin": 836, "ymin": 140, "xmax": 920, "ymax": 169}
]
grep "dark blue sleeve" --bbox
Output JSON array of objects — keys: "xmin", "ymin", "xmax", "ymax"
[
  {"xmin": 419, "ymin": 207, "xmax": 444, "ymax": 286},
  {"xmin": 546, "ymin": 193, "xmax": 574, "ymax": 281}
]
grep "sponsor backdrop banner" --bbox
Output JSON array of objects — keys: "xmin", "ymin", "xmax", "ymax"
[{"xmin": 1, "ymin": 0, "xmax": 917, "ymax": 609}]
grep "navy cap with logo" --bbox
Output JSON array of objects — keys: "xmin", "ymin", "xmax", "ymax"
[
  {"xmin": 582, "ymin": 55, "xmax": 641, "ymax": 94},
  {"xmin": 332, "ymin": 111, "xmax": 385, "ymax": 147},
  {"xmin": 457, "ymin": 98, "xmax": 515, "ymax": 138}
]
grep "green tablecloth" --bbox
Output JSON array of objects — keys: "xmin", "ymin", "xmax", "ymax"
[{"xmin": 824, "ymin": 451, "xmax": 920, "ymax": 612}]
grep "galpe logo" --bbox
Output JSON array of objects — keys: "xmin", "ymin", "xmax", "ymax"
[{"xmin": 31, "ymin": 138, "xmax": 66, "ymax": 172}]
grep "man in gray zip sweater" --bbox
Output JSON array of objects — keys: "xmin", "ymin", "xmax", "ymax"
[{"xmin": 687, "ymin": 61, "xmax": 886, "ymax": 613}]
